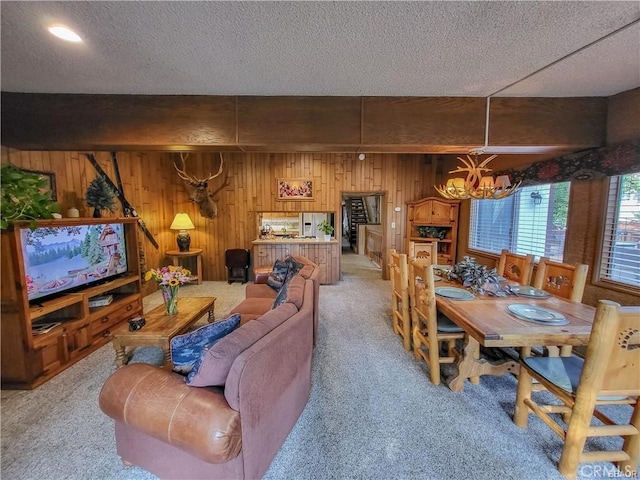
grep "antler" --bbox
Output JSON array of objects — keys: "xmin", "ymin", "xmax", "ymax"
[
  {"xmin": 210, "ymin": 168, "xmax": 231, "ymax": 198},
  {"xmin": 174, "ymin": 153, "xmax": 225, "ymax": 184},
  {"xmin": 174, "ymin": 153, "xmax": 196, "ymax": 182}
]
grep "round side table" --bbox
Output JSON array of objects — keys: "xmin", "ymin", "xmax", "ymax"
[{"xmin": 165, "ymin": 248, "xmax": 203, "ymax": 284}]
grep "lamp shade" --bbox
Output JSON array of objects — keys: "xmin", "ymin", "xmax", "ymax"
[
  {"xmin": 494, "ymin": 175, "xmax": 512, "ymax": 189},
  {"xmin": 479, "ymin": 176, "xmax": 495, "ymax": 189},
  {"xmin": 170, "ymin": 213, "xmax": 195, "ymax": 231}
]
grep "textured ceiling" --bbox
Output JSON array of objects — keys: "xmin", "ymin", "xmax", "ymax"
[{"xmin": 1, "ymin": 1, "xmax": 639, "ymax": 97}]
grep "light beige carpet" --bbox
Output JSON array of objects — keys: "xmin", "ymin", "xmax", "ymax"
[{"xmin": 1, "ymin": 253, "xmax": 632, "ymax": 480}]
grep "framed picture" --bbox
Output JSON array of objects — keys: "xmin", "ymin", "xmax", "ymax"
[
  {"xmin": 277, "ymin": 178, "xmax": 314, "ymax": 200},
  {"xmin": 20, "ymin": 169, "xmax": 57, "ymax": 201}
]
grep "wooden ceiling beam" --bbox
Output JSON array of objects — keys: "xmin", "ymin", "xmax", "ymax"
[{"xmin": 1, "ymin": 92, "xmax": 607, "ymax": 153}]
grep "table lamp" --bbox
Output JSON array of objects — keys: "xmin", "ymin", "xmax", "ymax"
[{"xmin": 170, "ymin": 213, "xmax": 195, "ymax": 252}]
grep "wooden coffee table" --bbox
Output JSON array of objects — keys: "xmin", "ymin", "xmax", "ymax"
[{"xmin": 111, "ymin": 296, "xmax": 216, "ymax": 367}]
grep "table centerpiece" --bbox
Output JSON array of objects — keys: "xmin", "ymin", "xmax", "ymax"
[{"xmin": 447, "ymin": 256, "xmax": 499, "ymax": 294}]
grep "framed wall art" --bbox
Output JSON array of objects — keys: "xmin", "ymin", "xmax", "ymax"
[{"xmin": 276, "ymin": 178, "xmax": 314, "ymax": 200}]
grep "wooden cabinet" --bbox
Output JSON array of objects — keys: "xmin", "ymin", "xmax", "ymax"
[
  {"xmin": 252, "ymin": 240, "xmax": 340, "ymax": 284},
  {"xmin": 298, "ymin": 243, "xmax": 340, "ymax": 285},
  {"xmin": 253, "ymin": 243, "xmax": 300, "ymax": 267},
  {"xmin": 406, "ymin": 197, "xmax": 460, "ymax": 265},
  {"xmin": 1, "ymin": 218, "xmax": 142, "ymax": 389}
]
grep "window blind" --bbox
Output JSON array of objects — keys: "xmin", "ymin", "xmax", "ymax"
[
  {"xmin": 469, "ymin": 183, "xmax": 570, "ymax": 261},
  {"xmin": 598, "ymin": 173, "xmax": 640, "ymax": 288}
]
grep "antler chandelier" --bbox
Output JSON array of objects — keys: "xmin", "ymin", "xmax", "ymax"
[
  {"xmin": 435, "ymin": 151, "xmax": 521, "ymax": 200},
  {"xmin": 435, "ymin": 97, "xmax": 520, "ymax": 200}
]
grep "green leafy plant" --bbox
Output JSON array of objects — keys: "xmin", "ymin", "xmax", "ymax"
[
  {"xmin": 417, "ymin": 226, "xmax": 447, "ymax": 239},
  {"xmin": 86, "ymin": 175, "xmax": 116, "ymax": 216},
  {"xmin": 318, "ymin": 219, "xmax": 334, "ymax": 235},
  {"xmin": 448, "ymin": 256, "xmax": 498, "ymax": 294},
  {"xmin": 0, "ymin": 164, "xmax": 59, "ymax": 229}
]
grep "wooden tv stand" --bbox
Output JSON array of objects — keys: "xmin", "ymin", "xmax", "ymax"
[{"xmin": 1, "ymin": 218, "xmax": 142, "ymax": 390}]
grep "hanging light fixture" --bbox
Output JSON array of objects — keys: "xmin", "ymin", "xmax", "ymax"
[
  {"xmin": 434, "ymin": 151, "xmax": 521, "ymax": 200},
  {"xmin": 435, "ymin": 98, "xmax": 520, "ymax": 200}
]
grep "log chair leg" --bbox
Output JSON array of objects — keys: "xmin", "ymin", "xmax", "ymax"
[
  {"xmin": 428, "ymin": 333, "xmax": 441, "ymax": 386},
  {"xmin": 617, "ymin": 400, "xmax": 640, "ymax": 477},
  {"xmin": 514, "ymin": 365, "xmax": 533, "ymax": 428},
  {"xmin": 558, "ymin": 397, "xmax": 596, "ymax": 480}
]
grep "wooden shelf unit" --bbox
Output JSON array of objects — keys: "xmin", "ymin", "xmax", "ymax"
[
  {"xmin": 406, "ymin": 197, "xmax": 460, "ymax": 265},
  {"xmin": 1, "ymin": 218, "xmax": 142, "ymax": 389}
]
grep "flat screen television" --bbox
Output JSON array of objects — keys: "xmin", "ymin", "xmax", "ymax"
[{"xmin": 20, "ymin": 223, "xmax": 129, "ymax": 303}]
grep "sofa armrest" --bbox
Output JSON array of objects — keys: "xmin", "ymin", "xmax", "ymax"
[
  {"xmin": 253, "ymin": 266, "xmax": 272, "ymax": 284},
  {"xmin": 99, "ymin": 363, "xmax": 241, "ymax": 464}
]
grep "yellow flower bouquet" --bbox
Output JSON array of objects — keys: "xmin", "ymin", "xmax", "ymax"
[{"xmin": 145, "ymin": 265, "xmax": 191, "ymax": 286}]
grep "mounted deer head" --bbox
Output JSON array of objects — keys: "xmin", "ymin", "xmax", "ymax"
[{"xmin": 174, "ymin": 153, "xmax": 230, "ymax": 219}]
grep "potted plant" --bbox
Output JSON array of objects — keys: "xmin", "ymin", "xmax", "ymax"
[
  {"xmin": 0, "ymin": 164, "xmax": 59, "ymax": 229},
  {"xmin": 448, "ymin": 256, "xmax": 499, "ymax": 294},
  {"xmin": 86, "ymin": 175, "xmax": 116, "ymax": 217},
  {"xmin": 317, "ymin": 219, "xmax": 334, "ymax": 241}
]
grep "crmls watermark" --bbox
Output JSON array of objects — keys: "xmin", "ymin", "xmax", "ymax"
[{"xmin": 578, "ymin": 464, "xmax": 637, "ymax": 478}]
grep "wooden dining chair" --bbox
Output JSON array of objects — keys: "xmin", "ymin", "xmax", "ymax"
[
  {"xmin": 531, "ymin": 258, "xmax": 590, "ymax": 357},
  {"xmin": 513, "ymin": 300, "xmax": 640, "ymax": 480},
  {"xmin": 533, "ymin": 258, "xmax": 589, "ymax": 303},
  {"xmin": 409, "ymin": 260, "xmax": 465, "ymax": 385},
  {"xmin": 409, "ymin": 241, "xmax": 438, "ymax": 265},
  {"xmin": 389, "ymin": 249, "xmax": 411, "ymax": 351},
  {"xmin": 496, "ymin": 249, "xmax": 534, "ymax": 285}
]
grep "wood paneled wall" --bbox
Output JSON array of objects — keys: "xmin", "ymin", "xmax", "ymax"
[
  {"xmin": 0, "ymin": 149, "xmax": 178, "ymax": 296},
  {"xmin": 1, "ymin": 148, "xmax": 431, "ymax": 289}
]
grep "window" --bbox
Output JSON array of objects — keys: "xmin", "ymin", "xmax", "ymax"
[
  {"xmin": 469, "ymin": 182, "xmax": 570, "ymax": 261},
  {"xmin": 598, "ymin": 173, "xmax": 640, "ymax": 289}
]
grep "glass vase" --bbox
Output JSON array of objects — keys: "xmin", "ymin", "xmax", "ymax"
[{"xmin": 161, "ymin": 285, "xmax": 179, "ymax": 316}]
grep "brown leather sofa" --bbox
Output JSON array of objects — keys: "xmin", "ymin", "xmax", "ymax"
[
  {"xmin": 99, "ymin": 274, "xmax": 315, "ymax": 480},
  {"xmin": 231, "ymin": 255, "xmax": 320, "ymax": 345}
]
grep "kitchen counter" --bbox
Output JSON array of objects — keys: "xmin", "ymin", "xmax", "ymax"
[
  {"xmin": 252, "ymin": 239, "xmax": 340, "ymax": 284},
  {"xmin": 252, "ymin": 238, "xmax": 339, "ymax": 244}
]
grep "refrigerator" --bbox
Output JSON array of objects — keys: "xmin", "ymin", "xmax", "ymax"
[{"xmin": 301, "ymin": 213, "xmax": 330, "ymax": 238}]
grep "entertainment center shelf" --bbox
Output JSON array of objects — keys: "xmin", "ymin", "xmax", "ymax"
[
  {"xmin": 29, "ymin": 293, "xmax": 84, "ymax": 322},
  {"xmin": 1, "ymin": 218, "xmax": 142, "ymax": 390}
]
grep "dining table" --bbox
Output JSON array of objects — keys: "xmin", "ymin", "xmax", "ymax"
[{"xmin": 432, "ymin": 276, "xmax": 596, "ymax": 392}]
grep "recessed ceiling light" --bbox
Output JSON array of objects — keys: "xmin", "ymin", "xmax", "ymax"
[{"xmin": 48, "ymin": 25, "xmax": 82, "ymax": 43}]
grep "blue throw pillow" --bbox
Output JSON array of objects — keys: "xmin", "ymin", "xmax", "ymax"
[{"xmin": 170, "ymin": 314, "xmax": 241, "ymax": 374}]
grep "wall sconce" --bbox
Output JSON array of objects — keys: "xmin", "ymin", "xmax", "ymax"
[
  {"xmin": 530, "ymin": 191, "xmax": 543, "ymax": 205},
  {"xmin": 170, "ymin": 213, "xmax": 195, "ymax": 251}
]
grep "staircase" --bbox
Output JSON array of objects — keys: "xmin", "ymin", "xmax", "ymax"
[{"xmin": 347, "ymin": 197, "xmax": 369, "ymax": 249}]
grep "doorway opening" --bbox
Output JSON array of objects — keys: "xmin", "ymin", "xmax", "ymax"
[{"xmin": 341, "ymin": 192, "xmax": 386, "ymax": 277}]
